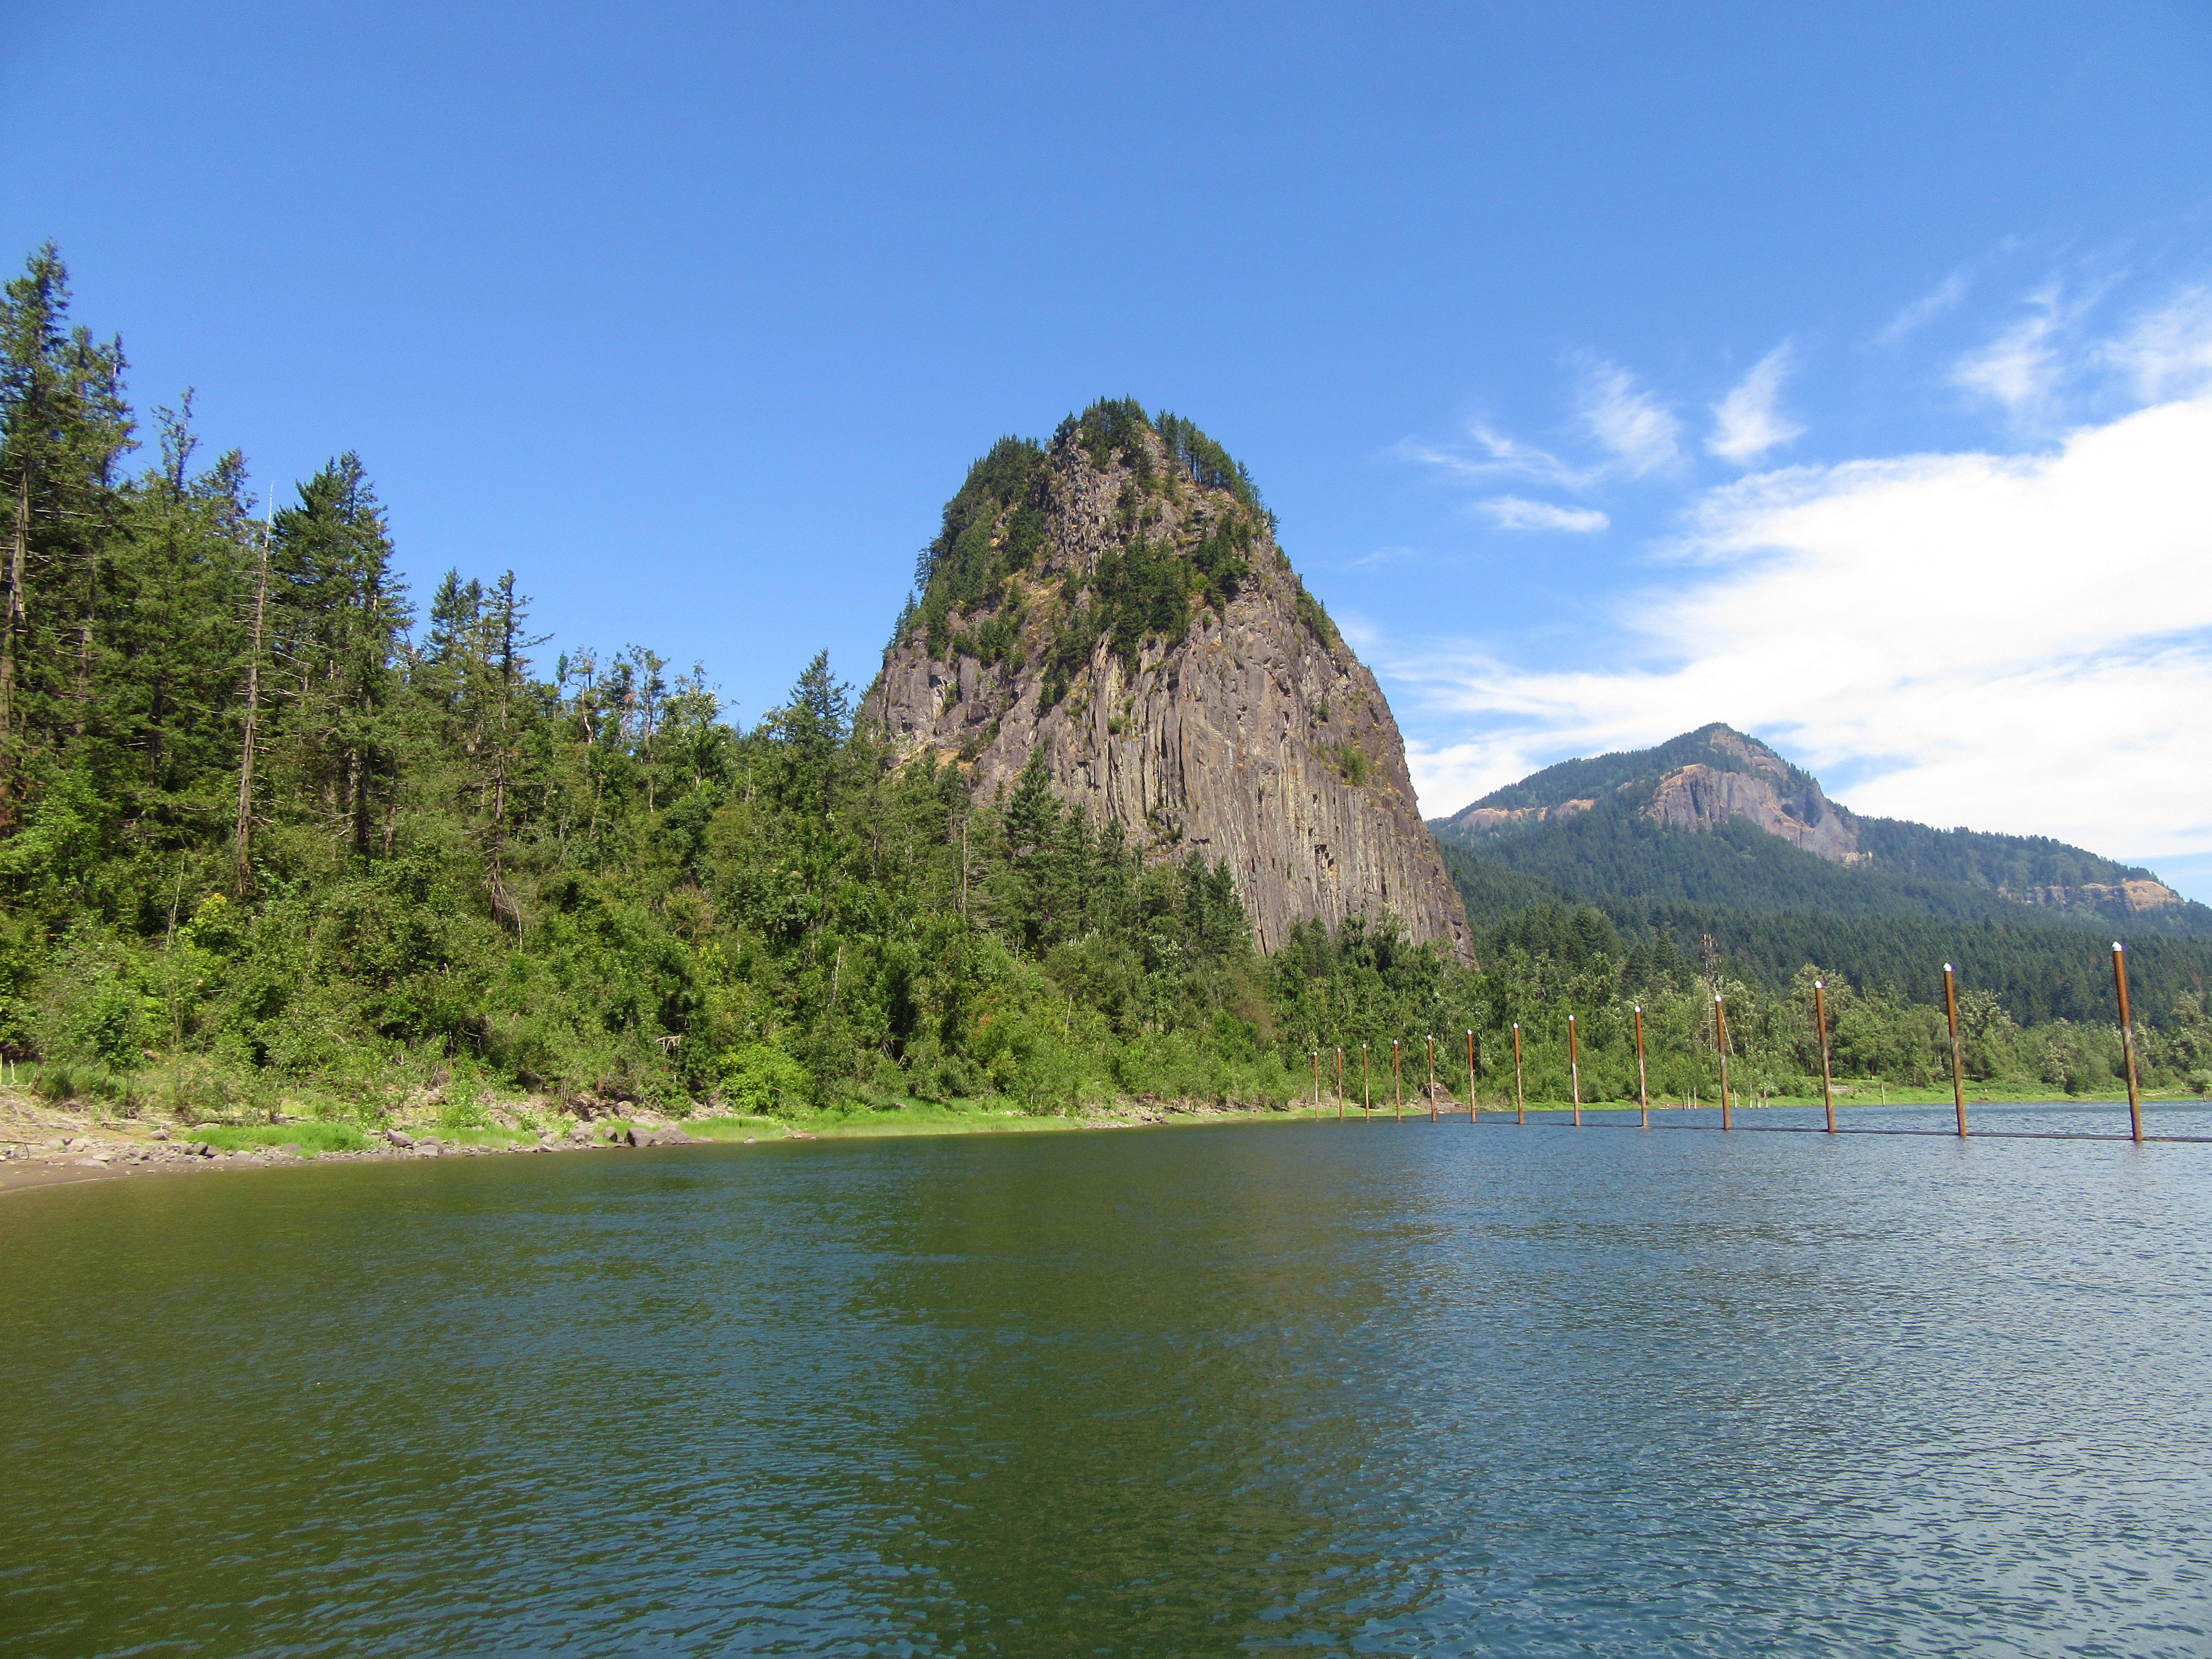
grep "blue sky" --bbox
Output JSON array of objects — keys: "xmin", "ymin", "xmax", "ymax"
[{"xmin": 6, "ymin": 2, "xmax": 2211, "ymax": 895}]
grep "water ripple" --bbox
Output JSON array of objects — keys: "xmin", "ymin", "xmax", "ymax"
[{"xmin": 1, "ymin": 1108, "xmax": 2206, "ymax": 1655}]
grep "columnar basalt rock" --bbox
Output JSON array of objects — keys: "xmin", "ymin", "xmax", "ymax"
[{"xmin": 864, "ymin": 410, "xmax": 1471, "ymax": 960}]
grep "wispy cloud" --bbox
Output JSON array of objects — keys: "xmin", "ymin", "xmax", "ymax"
[
  {"xmin": 1479, "ymin": 496, "xmax": 1608, "ymax": 533},
  {"xmin": 1952, "ymin": 283, "xmax": 2101, "ymax": 415},
  {"xmin": 1875, "ymin": 269, "xmax": 1970, "ymax": 346},
  {"xmin": 1394, "ymin": 395, "xmax": 2212, "ymax": 862},
  {"xmin": 2104, "ymin": 286, "xmax": 2212, "ymax": 401},
  {"xmin": 1401, "ymin": 358, "xmax": 1681, "ymax": 498},
  {"xmin": 1708, "ymin": 344, "xmax": 1804, "ymax": 464},
  {"xmin": 1398, "ymin": 423, "xmax": 1598, "ymax": 490},
  {"xmin": 1351, "ymin": 544, "xmax": 1418, "ymax": 568},
  {"xmin": 1578, "ymin": 360, "xmax": 1682, "ymax": 475}
]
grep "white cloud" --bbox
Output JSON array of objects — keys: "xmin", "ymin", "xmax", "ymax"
[
  {"xmin": 1708, "ymin": 344, "xmax": 1805, "ymax": 464},
  {"xmin": 1391, "ymin": 396, "xmax": 2212, "ymax": 865},
  {"xmin": 2105, "ymin": 286, "xmax": 2212, "ymax": 401},
  {"xmin": 1876, "ymin": 270, "xmax": 1970, "ymax": 346},
  {"xmin": 1479, "ymin": 496, "xmax": 1609, "ymax": 533},
  {"xmin": 1578, "ymin": 360, "xmax": 1682, "ymax": 474},
  {"xmin": 1952, "ymin": 284, "xmax": 2100, "ymax": 415},
  {"xmin": 1402, "ymin": 359, "xmax": 1679, "ymax": 497},
  {"xmin": 1399, "ymin": 423, "xmax": 1598, "ymax": 490}
]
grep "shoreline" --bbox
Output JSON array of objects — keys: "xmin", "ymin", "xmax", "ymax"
[
  {"xmin": 0, "ymin": 1096, "xmax": 1314, "ymax": 1199},
  {"xmin": 5, "ymin": 1089, "xmax": 2200, "ymax": 1200}
]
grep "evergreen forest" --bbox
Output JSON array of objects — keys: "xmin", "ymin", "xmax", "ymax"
[{"xmin": 3, "ymin": 247, "xmax": 2208, "ymax": 1132}]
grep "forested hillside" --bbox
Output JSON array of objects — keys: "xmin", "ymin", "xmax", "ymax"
[
  {"xmin": 3, "ymin": 245, "xmax": 2207, "ymax": 1125},
  {"xmin": 1434, "ymin": 724, "xmax": 2212, "ymax": 1034},
  {"xmin": 1436, "ymin": 724, "xmax": 2212, "ymax": 937}
]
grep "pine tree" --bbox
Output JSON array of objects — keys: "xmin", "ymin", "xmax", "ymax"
[
  {"xmin": 0, "ymin": 245, "xmax": 132, "ymax": 824},
  {"xmin": 267, "ymin": 454, "xmax": 409, "ymax": 859}
]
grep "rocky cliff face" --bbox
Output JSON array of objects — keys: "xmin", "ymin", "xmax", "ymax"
[
  {"xmin": 864, "ymin": 406, "xmax": 1471, "ymax": 960},
  {"xmin": 2000, "ymin": 878, "xmax": 2183, "ymax": 912},
  {"xmin": 1644, "ymin": 729, "xmax": 1865, "ymax": 864}
]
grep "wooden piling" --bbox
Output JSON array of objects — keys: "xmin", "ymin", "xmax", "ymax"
[
  {"xmin": 1715, "ymin": 996, "xmax": 1732, "ymax": 1130},
  {"xmin": 1467, "ymin": 1030, "xmax": 1477, "ymax": 1124},
  {"xmin": 1427, "ymin": 1035, "xmax": 1438, "ymax": 1123},
  {"xmin": 1634, "ymin": 1005, "xmax": 1648, "ymax": 1129},
  {"xmin": 1312, "ymin": 1050, "xmax": 1321, "ymax": 1121},
  {"xmin": 1814, "ymin": 981, "xmax": 1835, "ymax": 1135},
  {"xmin": 1568, "ymin": 1014, "xmax": 1581, "ymax": 1127},
  {"xmin": 1943, "ymin": 963, "xmax": 1968, "ymax": 1138},
  {"xmin": 1512, "ymin": 1023, "xmax": 1525, "ymax": 1123},
  {"xmin": 1392, "ymin": 1039, "xmax": 1402, "ymax": 1122},
  {"xmin": 1336, "ymin": 1047, "xmax": 1345, "ymax": 1123},
  {"xmin": 2113, "ymin": 942, "xmax": 2144, "ymax": 1143},
  {"xmin": 1362, "ymin": 1045, "xmax": 1371, "ymax": 1121}
]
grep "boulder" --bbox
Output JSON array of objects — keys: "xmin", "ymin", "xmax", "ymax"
[{"xmin": 385, "ymin": 1128, "xmax": 416, "ymax": 1148}]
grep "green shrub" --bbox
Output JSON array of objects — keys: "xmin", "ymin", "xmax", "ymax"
[
  {"xmin": 716, "ymin": 1042, "xmax": 813, "ymax": 1115},
  {"xmin": 1293, "ymin": 580, "xmax": 1339, "ymax": 652},
  {"xmin": 437, "ymin": 1089, "xmax": 493, "ymax": 1132},
  {"xmin": 41, "ymin": 934, "xmax": 154, "ymax": 1071}
]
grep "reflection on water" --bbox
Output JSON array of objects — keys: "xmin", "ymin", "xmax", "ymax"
[{"xmin": 2, "ymin": 1105, "xmax": 2207, "ymax": 1656}]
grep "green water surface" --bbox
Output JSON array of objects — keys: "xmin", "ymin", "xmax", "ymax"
[{"xmin": 2, "ymin": 1106, "xmax": 2207, "ymax": 1655}]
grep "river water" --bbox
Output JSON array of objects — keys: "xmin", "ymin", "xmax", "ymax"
[{"xmin": 3, "ymin": 1104, "xmax": 2208, "ymax": 1656}]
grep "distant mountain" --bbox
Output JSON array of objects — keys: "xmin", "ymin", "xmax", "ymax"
[{"xmin": 1430, "ymin": 723, "xmax": 2212, "ymax": 938}]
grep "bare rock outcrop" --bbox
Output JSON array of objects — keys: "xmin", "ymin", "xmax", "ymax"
[
  {"xmin": 1646, "ymin": 763, "xmax": 1863, "ymax": 863},
  {"xmin": 1452, "ymin": 799, "xmax": 1594, "ymax": 834},
  {"xmin": 1999, "ymin": 878, "xmax": 2183, "ymax": 914},
  {"xmin": 864, "ymin": 408, "xmax": 1470, "ymax": 960}
]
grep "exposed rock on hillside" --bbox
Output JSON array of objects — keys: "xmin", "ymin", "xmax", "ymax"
[
  {"xmin": 1451, "ymin": 799, "xmax": 1594, "ymax": 835},
  {"xmin": 1646, "ymin": 763, "xmax": 1863, "ymax": 864},
  {"xmin": 2001, "ymin": 878, "xmax": 2183, "ymax": 912},
  {"xmin": 864, "ymin": 403, "xmax": 1471, "ymax": 959}
]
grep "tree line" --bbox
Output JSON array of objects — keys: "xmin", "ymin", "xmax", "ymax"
[{"xmin": 3, "ymin": 244, "xmax": 2205, "ymax": 1126}]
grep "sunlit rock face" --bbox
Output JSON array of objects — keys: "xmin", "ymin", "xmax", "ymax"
[{"xmin": 865, "ymin": 418, "xmax": 1472, "ymax": 960}]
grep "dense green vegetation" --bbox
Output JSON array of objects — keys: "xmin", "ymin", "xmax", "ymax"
[
  {"xmin": 1852, "ymin": 815, "xmax": 2163, "ymax": 897},
  {"xmin": 1453, "ymin": 902, "xmax": 2212, "ymax": 1103},
  {"xmin": 1457, "ymin": 794, "xmax": 2094, "ymax": 926},
  {"xmin": 2, "ymin": 248, "xmax": 2203, "ymax": 1131},
  {"xmin": 905, "ymin": 399, "xmax": 1309, "ymax": 719},
  {"xmin": 1437, "ymin": 789, "xmax": 2212, "ymax": 1083}
]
